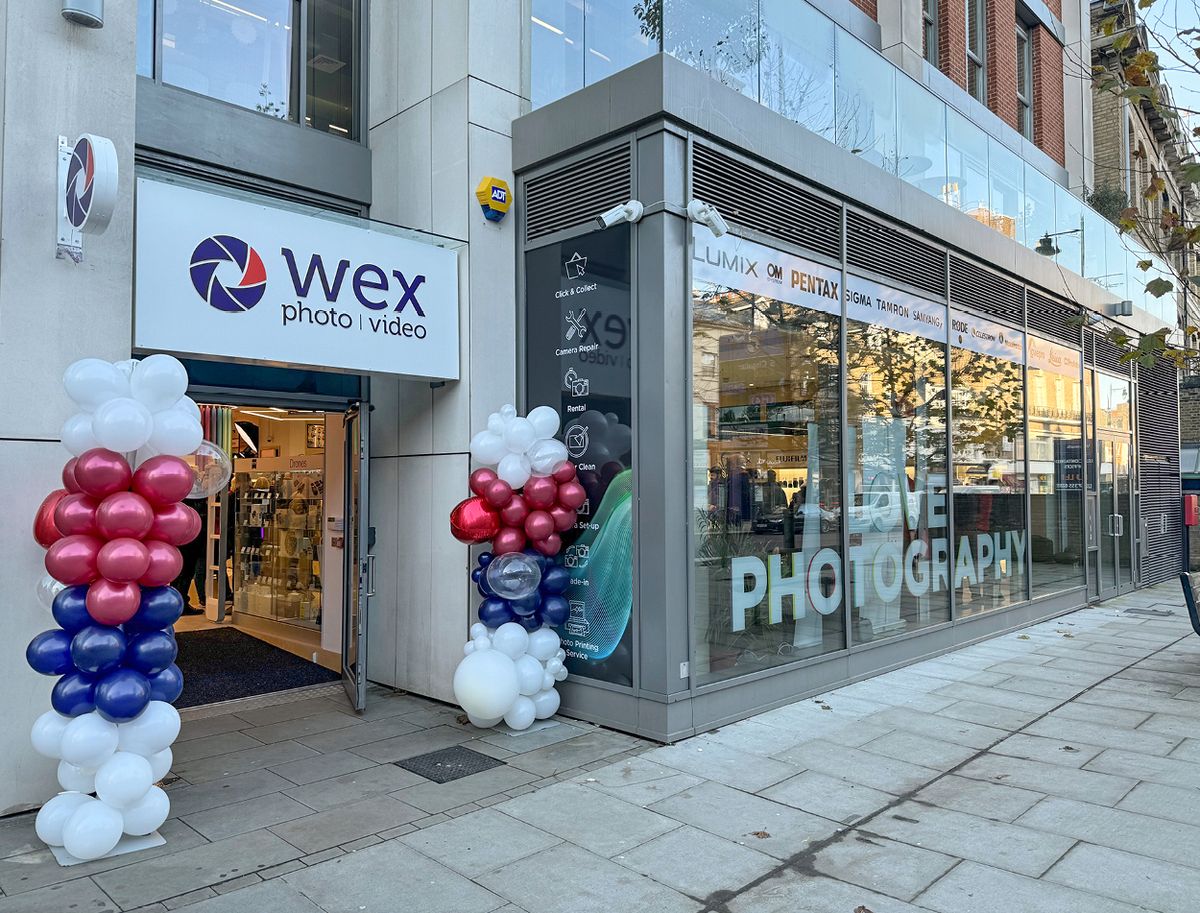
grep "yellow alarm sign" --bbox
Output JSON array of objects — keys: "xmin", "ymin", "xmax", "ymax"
[{"xmin": 475, "ymin": 177, "xmax": 512, "ymax": 223}]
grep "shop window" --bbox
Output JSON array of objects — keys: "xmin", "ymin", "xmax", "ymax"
[
  {"xmin": 950, "ymin": 311, "xmax": 1028, "ymax": 616},
  {"xmin": 1096, "ymin": 374, "xmax": 1132, "ymax": 432},
  {"xmin": 846, "ymin": 279, "xmax": 951, "ymax": 643},
  {"xmin": 691, "ymin": 232, "xmax": 844, "ymax": 685},
  {"xmin": 1027, "ymin": 338, "xmax": 1085, "ymax": 597},
  {"xmin": 147, "ymin": 0, "xmax": 360, "ymax": 140}
]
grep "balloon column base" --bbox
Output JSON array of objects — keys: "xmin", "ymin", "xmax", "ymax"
[
  {"xmin": 49, "ymin": 830, "xmax": 165, "ymax": 867},
  {"xmin": 482, "ymin": 717, "xmax": 563, "ymax": 737}
]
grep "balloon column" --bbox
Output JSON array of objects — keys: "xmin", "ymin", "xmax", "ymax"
[
  {"xmin": 449, "ymin": 405, "xmax": 573, "ymax": 730},
  {"xmin": 25, "ymin": 355, "xmax": 230, "ymax": 862}
]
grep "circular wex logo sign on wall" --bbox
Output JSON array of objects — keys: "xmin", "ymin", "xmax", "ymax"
[{"xmin": 189, "ymin": 235, "xmax": 267, "ymax": 312}]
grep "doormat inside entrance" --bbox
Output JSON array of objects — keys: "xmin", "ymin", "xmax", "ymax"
[
  {"xmin": 175, "ymin": 627, "xmax": 340, "ymax": 708},
  {"xmin": 395, "ymin": 746, "xmax": 506, "ymax": 783}
]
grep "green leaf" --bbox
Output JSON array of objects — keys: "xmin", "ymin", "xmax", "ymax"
[
  {"xmin": 1146, "ymin": 277, "xmax": 1174, "ymax": 297},
  {"xmin": 1137, "ymin": 259, "xmax": 1153, "ymax": 271},
  {"xmin": 1114, "ymin": 31, "xmax": 1134, "ymax": 51}
]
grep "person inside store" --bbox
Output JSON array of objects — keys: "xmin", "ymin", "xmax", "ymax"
[{"xmin": 173, "ymin": 496, "xmax": 209, "ymax": 615}]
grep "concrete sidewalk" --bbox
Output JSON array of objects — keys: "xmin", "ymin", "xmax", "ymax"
[{"xmin": 2, "ymin": 581, "xmax": 1199, "ymax": 912}]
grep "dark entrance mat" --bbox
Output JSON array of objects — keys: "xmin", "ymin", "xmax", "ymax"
[
  {"xmin": 174, "ymin": 626, "xmax": 340, "ymax": 708},
  {"xmin": 395, "ymin": 746, "xmax": 506, "ymax": 783}
]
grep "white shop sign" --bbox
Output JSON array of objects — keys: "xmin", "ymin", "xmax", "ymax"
[
  {"xmin": 950, "ymin": 308, "xmax": 1025, "ymax": 363},
  {"xmin": 134, "ymin": 177, "xmax": 460, "ymax": 379}
]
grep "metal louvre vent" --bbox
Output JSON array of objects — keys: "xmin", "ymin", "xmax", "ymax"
[
  {"xmin": 948, "ymin": 256, "xmax": 1023, "ymax": 324},
  {"xmin": 1091, "ymin": 333, "xmax": 1131, "ymax": 374},
  {"xmin": 1026, "ymin": 291, "xmax": 1081, "ymax": 346},
  {"xmin": 691, "ymin": 144, "xmax": 842, "ymax": 260},
  {"xmin": 1137, "ymin": 357, "xmax": 1182, "ymax": 585},
  {"xmin": 846, "ymin": 212, "xmax": 945, "ymax": 297},
  {"xmin": 525, "ymin": 144, "xmax": 633, "ymax": 242}
]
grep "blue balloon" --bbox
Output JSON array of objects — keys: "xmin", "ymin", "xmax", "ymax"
[
  {"xmin": 476, "ymin": 577, "xmax": 495, "ymax": 598},
  {"xmin": 52, "ymin": 672, "xmax": 96, "ymax": 717},
  {"xmin": 470, "ymin": 567, "xmax": 483, "ymax": 583},
  {"xmin": 522, "ymin": 549, "xmax": 549, "ymax": 572},
  {"xmin": 125, "ymin": 630, "xmax": 178, "ymax": 675},
  {"xmin": 478, "ymin": 596, "xmax": 516, "ymax": 628},
  {"xmin": 126, "ymin": 586, "xmax": 184, "ymax": 632},
  {"xmin": 26, "ymin": 629, "xmax": 75, "ymax": 676},
  {"xmin": 70, "ymin": 625, "xmax": 128, "ymax": 675},
  {"xmin": 147, "ymin": 664, "xmax": 184, "ymax": 703},
  {"xmin": 518, "ymin": 613, "xmax": 542, "ymax": 632},
  {"xmin": 94, "ymin": 669, "xmax": 151, "ymax": 723},
  {"xmin": 541, "ymin": 594, "xmax": 571, "ymax": 627},
  {"xmin": 540, "ymin": 565, "xmax": 571, "ymax": 595},
  {"xmin": 51, "ymin": 585, "xmax": 92, "ymax": 633},
  {"xmin": 478, "ymin": 552, "xmax": 494, "ymax": 566}
]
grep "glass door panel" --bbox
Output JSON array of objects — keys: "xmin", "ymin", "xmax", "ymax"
[
  {"xmin": 1113, "ymin": 438, "xmax": 1133, "ymax": 590},
  {"xmin": 1098, "ymin": 439, "xmax": 1116, "ymax": 596}
]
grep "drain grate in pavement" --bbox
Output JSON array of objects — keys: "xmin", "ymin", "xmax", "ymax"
[{"xmin": 395, "ymin": 746, "xmax": 506, "ymax": 783}]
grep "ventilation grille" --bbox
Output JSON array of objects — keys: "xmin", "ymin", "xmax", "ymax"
[
  {"xmin": 1137, "ymin": 356, "xmax": 1182, "ymax": 585},
  {"xmin": 691, "ymin": 144, "xmax": 842, "ymax": 260},
  {"xmin": 525, "ymin": 144, "xmax": 633, "ymax": 242},
  {"xmin": 948, "ymin": 256, "xmax": 1023, "ymax": 325},
  {"xmin": 1026, "ymin": 291, "xmax": 1081, "ymax": 346},
  {"xmin": 1091, "ymin": 332, "xmax": 1131, "ymax": 374},
  {"xmin": 846, "ymin": 213, "xmax": 945, "ymax": 297}
]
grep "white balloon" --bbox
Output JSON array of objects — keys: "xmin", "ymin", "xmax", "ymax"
[
  {"xmin": 496, "ymin": 452, "xmax": 531, "ymax": 488},
  {"xmin": 31, "ymin": 711, "xmax": 71, "ymax": 759},
  {"xmin": 470, "ymin": 430, "xmax": 508, "ymax": 466},
  {"xmin": 452, "ymin": 649, "xmax": 519, "ymax": 721},
  {"xmin": 63, "ymin": 359, "xmax": 128, "ymax": 410},
  {"xmin": 492, "ymin": 622, "xmax": 530, "ymax": 660},
  {"xmin": 486, "ymin": 413, "xmax": 505, "ymax": 434},
  {"xmin": 515, "ymin": 654, "xmax": 544, "ymax": 696},
  {"xmin": 541, "ymin": 672, "xmax": 554, "ymax": 690},
  {"xmin": 146, "ymin": 747, "xmax": 173, "ymax": 782},
  {"xmin": 117, "ymin": 702, "xmax": 180, "ymax": 756},
  {"xmin": 36, "ymin": 574, "xmax": 66, "ymax": 610},
  {"xmin": 60, "ymin": 713, "xmax": 119, "ymax": 769},
  {"xmin": 175, "ymin": 395, "xmax": 202, "ymax": 423},
  {"xmin": 131, "ymin": 354, "xmax": 189, "ymax": 413},
  {"xmin": 469, "ymin": 622, "xmax": 488, "ymax": 639},
  {"xmin": 546, "ymin": 658, "xmax": 564, "ymax": 676},
  {"xmin": 527, "ymin": 438, "xmax": 569, "ymax": 476},
  {"xmin": 35, "ymin": 792, "xmax": 92, "ymax": 846},
  {"xmin": 95, "ymin": 752, "xmax": 154, "ymax": 809},
  {"xmin": 503, "ymin": 417, "xmax": 537, "ymax": 454},
  {"xmin": 62, "ymin": 798, "xmax": 123, "ymax": 861},
  {"xmin": 147, "ymin": 406, "xmax": 203, "ymax": 457},
  {"xmin": 500, "ymin": 404, "xmax": 517, "ymax": 419},
  {"xmin": 527, "ymin": 627, "xmax": 561, "ymax": 662},
  {"xmin": 554, "ymin": 648, "xmax": 566, "ymax": 661},
  {"xmin": 554, "ymin": 667, "xmax": 569, "ymax": 681},
  {"xmin": 133, "ymin": 444, "xmax": 161, "ymax": 469},
  {"xmin": 463, "ymin": 641, "xmax": 476, "ymax": 656},
  {"xmin": 503, "ymin": 696, "xmax": 537, "ymax": 731},
  {"xmin": 57, "ymin": 760, "xmax": 96, "ymax": 794},
  {"xmin": 92, "ymin": 398, "xmax": 153, "ymax": 452},
  {"xmin": 527, "ymin": 405, "xmax": 561, "ymax": 439},
  {"xmin": 61, "ymin": 412, "xmax": 99, "ymax": 457},
  {"xmin": 532, "ymin": 687, "xmax": 561, "ymax": 720},
  {"xmin": 466, "ymin": 712, "xmax": 504, "ymax": 729},
  {"xmin": 473, "ymin": 634, "xmax": 492, "ymax": 651},
  {"xmin": 121, "ymin": 785, "xmax": 170, "ymax": 836}
]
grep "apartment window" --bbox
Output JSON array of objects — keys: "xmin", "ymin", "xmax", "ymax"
[
  {"xmin": 966, "ymin": 0, "xmax": 986, "ymax": 103},
  {"xmin": 1016, "ymin": 22, "xmax": 1033, "ymax": 140},
  {"xmin": 137, "ymin": 0, "xmax": 359, "ymax": 140},
  {"xmin": 923, "ymin": 0, "xmax": 939, "ymax": 66}
]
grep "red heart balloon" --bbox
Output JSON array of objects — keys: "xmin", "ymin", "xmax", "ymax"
[
  {"xmin": 449, "ymin": 496, "xmax": 500, "ymax": 543},
  {"xmin": 33, "ymin": 489, "xmax": 69, "ymax": 549}
]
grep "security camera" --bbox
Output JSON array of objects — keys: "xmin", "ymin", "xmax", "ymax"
[
  {"xmin": 595, "ymin": 200, "xmax": 644, "ymax": 230},
  {"xmin": 687, "ymin": 199, "xmax": 729, "ymax": 238}
]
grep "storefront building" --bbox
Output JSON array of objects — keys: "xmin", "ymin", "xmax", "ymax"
[{"xmin": 0, "ymin": 0, "xmax": 1181, "ymax": 810}]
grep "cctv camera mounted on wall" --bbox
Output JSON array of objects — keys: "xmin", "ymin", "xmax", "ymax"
[
  {"xmin": 687, "ymin": 199, "xmax": 729, "ymax": 238},
  {"xmin": 595, "ymin": 200, "xmax": 644, "ymax": 230}
]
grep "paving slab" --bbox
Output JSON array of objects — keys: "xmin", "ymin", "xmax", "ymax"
[
  {"xmin": 1167, "ymin": 736, "xmax": 1200, "ymax": 762},
  {"xmin": 1046, "ymin": 842, "xmax": 1200, "ymax": 913},
  {"xmin": 917, "ymin": 860, "xmax": 1154, "ymax": 913},
  {"xmin": 349, "ymin": 725, "xmax": 476, "ymax": 763},
  {"xmin": 177, "ymin": 714, "xmax": 250, "ymax": 743},
  {"xmin": 245, "ymin": 711, "xmax": 365, "ymax": 745},
  {"xmin": 269, "ymin": 795, "xmax": 425, "ymax": 854},
  {"xmin": 859, "ymin": 729, "xmax": 979, "ymax": 771},
  {"xmin": 759, "ymin": 769, "xmax": 896, "ymax": 825},
  {"xmin": 293, "ymin": 714, "xmax": 422, "ymax": 752},
  {"xmin": 400, "ymin": 807, "xmax": 560, "ymax": 878},
  {"xmin": 772, "ymin": 739, "xmax": 941, "ymax": 795},
  {"xmin": 1024, "ymin": 716, "xmax": 1182, "ymax": 755},
  {"xmin": 1135, "ymin": 711, "xmax": 1200, "ymax": 740},
  {"xmin": 911, "ymin": 775, "xmax": 1045, "ymax": 822},
  {"xmin": 172, "ymin": 740, "xmax": 320, "ymax": 784},
  {"xmin": 613, "ymin": 824, "xmax": 776, "ymax": 900},
  {"xmin": 864, "ymin": 706, "xmax": 1007, "ymax": 749},
  {"xmin": 503, "ymin": 730, "xmax": 642, "ymax": 777},
  {"xmin": 989, "ymin": 733, "xmax": 1105, "ymax": 768},
  {"xmin": 0, "ymin": 877, "xmax": 119, "ymax": 913},
  {"xmin": 571, "ymin": 756, "xmax": 703, "ymax": 807},
  {"xmin": 727, "ymin": 872, "xmax": 932, "ymax": 913},
  {"xmin": 640, "ymin": 737, "xmax": 799, "ymax": 792},
  {"xmin": 1048, "ymin": 701, "xmax": 1151, "ymax": 728},
  {"xmin": 267, "ymin": 749, "xmax": 378, "ymax": 786},
  {"xmin": 1084, "ymin": 747, "xmax": 1200, "ymax": 788},
  {"xmin": 936, "ymin": 700, "xmax": 1042, "ymax": 731},
  {"xmin": 171, "ymin": 731, "xmax": 264, "ymax": 763},
  {"xmin": 475, "ymin": 720, "xmax": 592, "ymax": 753},
  {"xmin": 812, "ymin": 829, "xmax": 958, "ymax": 901},
  {"xmin": 392, "ymin": 764, "xmax": 539, "ymax": 814},
  {"xmin": 182, "ymin": 791, "xmax": 314, "ymax": 841},
  {"xmin": 956, "ymin": 753, "xmax": 1137, "ymax": 804},
  {"xmin": 166, "ymin": 769, "xmax": 296, "ymax": 818},
  {"xmin": 163, "ymin": 879, "xmax": 322, "ymax": 912},
  {"xmin": 232, "ymin": 698, "xmax": 351, "ymax": 727},
  {"xmin": 1116, "ymin": 780, "xmax": 1200, "ymax": 826},
  {"xmin": 283, "ymin": 762, "xmax": 426, "ymax": 811}
]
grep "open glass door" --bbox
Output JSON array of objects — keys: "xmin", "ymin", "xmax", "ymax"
[{"xmin": 342, "ymin": 404, "xmax": 370, "ymax": 710}]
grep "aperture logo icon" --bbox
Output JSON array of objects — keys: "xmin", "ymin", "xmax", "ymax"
[
  {"xmin": 189, "ymin": 235, "xmax": 267, "ymax": 312},
  {"xmin": 65, "ymin": 137, "xmax": 97, "ymax": 228}
]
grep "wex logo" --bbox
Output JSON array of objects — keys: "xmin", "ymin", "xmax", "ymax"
[{"xmin": 190, "ymin": 236, "xmax": 268, "ymax": 312}]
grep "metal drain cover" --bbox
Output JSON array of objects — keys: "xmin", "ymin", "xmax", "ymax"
[{"xmin": 395, "ymin": 746, "xmax": 505, "ymax": 783}]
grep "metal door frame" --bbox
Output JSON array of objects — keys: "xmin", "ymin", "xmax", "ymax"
[
  {"xmin": 341, "ymin": 402, "xmax": 371, "ymax": 710},
  {"xmin": 1096, "ymin": 432, "xmax": 1136, "ymax": 598}
]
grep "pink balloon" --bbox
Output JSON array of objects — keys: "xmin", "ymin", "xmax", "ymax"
[
  {"xmin": 73, "ymin": 449, "xmax": 133, "ymax": 500},
  {"xmin": 45, "ymin": 534, "xmax": 102, "ymax": 585},
  {"xmin": 549, "ymin": 504, "xmax": 577, "ymax": 532},
  {"xmin": 150, "ymin": 502, "xmax": 201, "ymax": 546},
  {"xmin": 139, "ymin": 540, "xmax": 183, "ymax": 587},
  {"xmin": 132, "ymin": 455, "xmax": 195, "ymax": 507},
  {"xmin": 54, "ymin": 493, "xmax": 100, "ymax": 537},
  {"xmin": 556, "ymin": 481, "xmax": 587, "ymax": 510},
  {"xmin": 96, "ymin": 492, "xmax": 155, "ymax": 540},
  {"xmin": 499, "ymin": 493, "xmax": 529, "ymax": 528},
  {"xmin": 468, "ymin": 468, "xmax": 498, "ymax": 497},
  {"xmin": 62, "ymin": 458, "xmax": 81, "ymax": 494},
  {"xmin": 483, "ymin": 479, "xmax": 513, "ymax": 508},
  {"xmin": 97, "ymin": 538, "xmax": 151, "ymax": 583},
  {"xmin": 86, "ymin": 579, "xmax": 141, "ymax": 625},
  {"xmin": 523, "ymin": 476, "xmax": 557, "ymax": 510},
  {"xmin": 491, "ymin": 527, "xmax": 526, "ymax": 555},
  {"xmin": 531, "ymin": 533, "xmax": 563, "ymax": 557},
  {"xmin": 33, "ymin": 489, "xmax": 68, "ymax": 549},
  {"xmin": 524, "ymin": 510, "xmax": 555, "ymax": 541},
  {"xmin": 552, "ymin": 462, "xmax": 578, "ymax": 483}
]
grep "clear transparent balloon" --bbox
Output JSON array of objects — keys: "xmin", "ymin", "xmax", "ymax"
[
  {"xmin": 183, "ymin": 441, "xmax": 233, "ymax": 499},
  {"xmin": 485, "ymin": 552, "xmax": 543, "ymax": 600}
]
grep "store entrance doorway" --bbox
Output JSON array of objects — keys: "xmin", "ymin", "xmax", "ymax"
[
  {"xmin": 173, "ymin": 401, "xmax": 370, "ymax": 710},
  {"xmin": 1096, "ymin": 434, "xmax": 1136, "ymax": 600}
]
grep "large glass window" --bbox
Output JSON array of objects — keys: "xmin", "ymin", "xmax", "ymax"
[
  {"xmin": 585, "ymin": 1, "xmax": 659, "ymax": 85},
  {"xmin": 138, "ymin": 0, "xmax": 154, "ymax": 77},
  {"xmin": 306, "ymin": 0, "xmax": 355, "ymax": 136},
  {"xmin": 691, "ymin": 231, "xmax": 844, "ymax": 684},
  {"xmin": 835, "ymin": 30, "xmax": 898, "ymax": 173},
  {"xmin": 951, "ymin": 310, "xmax": 1027, "ymax": 615},
  {"xmin": 1022, "ymin": 164, "xmax": 1056, "ymax": 250},
  {"xmin": 664, "ymin": 0, "xmax": 760, "ymax": 99},
  {"xmin": 1027, "ymin": 338, "xmax": 1085, "ymax": 597},
  {"xmin": 531, "ymin": 2, "xmax": 585, "ymax": 108},
  {"xmin": 760, "ymin": 0, "xmax": 836, "ymax": 139},
  {"xmin": 988, "ymin": 138, "xmax": 1022, "ymax": 240},
  {"xmin": 1096, "ymin": 374, "xmax": 1132, "ymax": 431},
  {"xmin": 946, "ymin": 109, "xmax": 989, "ymax": 225},
  {"xmin": 846, "ymin": 279, "xmax": 951, "ymax": 642},
  {"xmin": 898, "ymin": 76, "xmax": 948, "ymax": 197},
  {"xmin": 1054, "ymin": 185, "xmax": 1084, "ymax": 275}
]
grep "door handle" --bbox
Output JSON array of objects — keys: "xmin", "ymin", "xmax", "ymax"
[{"xmin": 365, "ymin": 554, "xmax": 377, "ymax": 598}]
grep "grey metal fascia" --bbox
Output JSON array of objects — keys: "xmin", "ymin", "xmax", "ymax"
[{"xmin": 1017, "ymin": 0, "xmax": 1068, "ymax": 44}]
